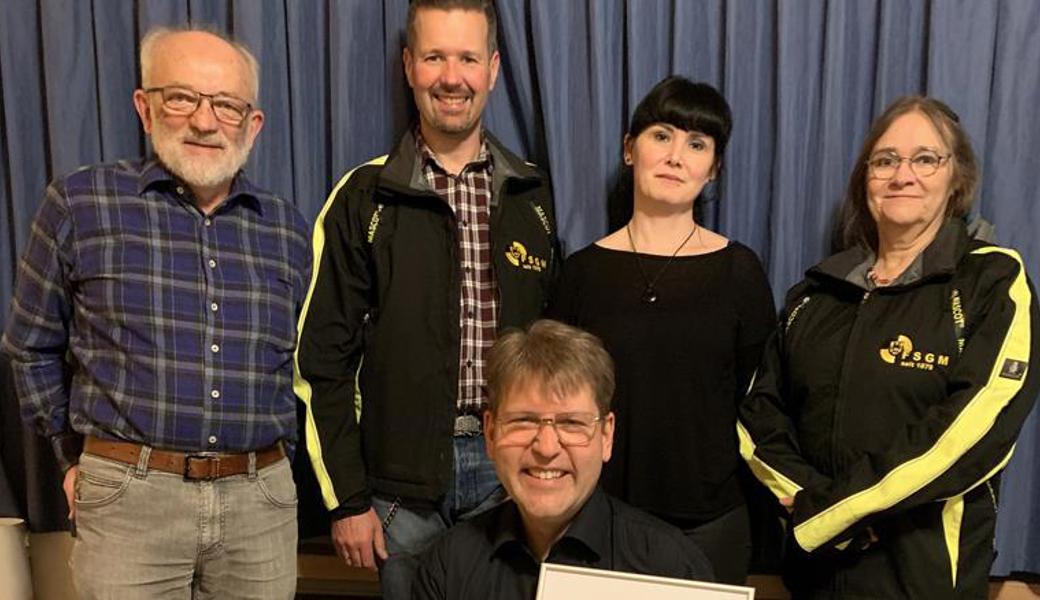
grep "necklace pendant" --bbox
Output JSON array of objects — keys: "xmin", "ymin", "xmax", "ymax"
[{"xmin": 626, "ymin": 221, "xmax": 696, "ymax": 307}]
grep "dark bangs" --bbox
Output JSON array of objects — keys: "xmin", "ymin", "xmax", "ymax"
[{"xmin": 628, "ymin": 76, "xmax": 732, "ymax": 157}]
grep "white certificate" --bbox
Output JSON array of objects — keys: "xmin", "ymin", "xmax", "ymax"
[{"xmin": 535, "ymin": 563, "xmax": 755, "ymax": 600}]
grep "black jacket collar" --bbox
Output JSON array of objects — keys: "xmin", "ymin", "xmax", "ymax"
[
  {"xmin": 808, "ymin": 218, "xmax": 970, "ymax": 291},
  {"xmin": 377, "ymin": 127, "xmax": 542, "ymax": 200}
]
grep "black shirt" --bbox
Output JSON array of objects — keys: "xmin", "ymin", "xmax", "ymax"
[
  {"xmin": 411, "ymin": 488, "xmax": 714, "ymax": 600},
  {"xmin": 548, "ymin": 242, "xmax": 776, "ymax": 522}
]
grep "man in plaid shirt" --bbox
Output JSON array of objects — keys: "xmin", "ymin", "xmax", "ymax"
[
  {"xmin": 294, "ymin": 1, "xmax": 559, "ymax": 598},
  {"xmin": 1, "ymin": 27, "xmax": 310, "ymax": 599}
]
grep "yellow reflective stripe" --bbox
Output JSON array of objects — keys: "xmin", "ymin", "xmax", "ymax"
[
  {"xmin": 942, "ymin": 496, "xmax": 964, "ymax": 588},
  {"xmin": 293, "ymin": 156, "xmax": 388, "ymax": 510},
  {"xmin": 738, "ymin": 370, "xmax": 803, "ymax": 498},
  {"xmin": 794, "ymin": 246, "xmax": 1031, "ymax": 551},
  {"xmin": 936, "ymin": 447, "xmax": 1014, "ymax": 588},
  {"xmin": 984, "ymin": 445, "xmax": 1015, "ymax": 483},
  {"xmin": 737, "ymin": 420, "xmax": 803, "ymax": 499},
  {"xmin": 943, "ymin": 445, "xmax": 1015, "ymax": 500},
  {"xmin": 353, "ymin": 356, "xmax": 364, "ymax": 422}
]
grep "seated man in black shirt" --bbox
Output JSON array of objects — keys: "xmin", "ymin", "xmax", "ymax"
[{"xmin": 412, "ymin": 319, "xmax": 714, "ymax": 600}]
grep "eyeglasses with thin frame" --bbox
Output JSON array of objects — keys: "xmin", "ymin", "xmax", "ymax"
[
  {"xmin": 493, "ymin": 412, "xmax": 604, "ymax": 447},
  {"xmin": 144, "ymin": 85, "xmax": 253, "ymax": 126},
  {"xmin": 867, "ymin": 149, "xmax": 951, "ymax": 180}
]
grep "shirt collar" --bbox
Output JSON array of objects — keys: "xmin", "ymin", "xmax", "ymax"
[
  {"xmin": 138, "ymin": 157, "xmax": 265, "ymax": 215},
  {"xmin": 554, "ymin": 487, "xmax": 610, "ymax": 560},
  {"xmin": 489, "ymin": 487, "xmax": 610, "ymax": 562},
  {"xmin": 415, "ymin": 127, "xmax": 493, "ymax": 175}
]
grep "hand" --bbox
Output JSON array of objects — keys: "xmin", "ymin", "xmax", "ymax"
[
  {"xmin": 331, "ymin": 508, "xmax": 388, "ymax": 571},
  {"xmin": 780, "ymin": 495, "xmax": 795, "ymax": 514},
  {"xmin": 63, "ymin": 465, "xmax": 79, "ymax": 521}
]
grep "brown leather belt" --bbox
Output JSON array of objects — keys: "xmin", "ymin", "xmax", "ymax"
[{"xmin": 83, "ymin": 436, "xmax": 284, "ymax": 481}]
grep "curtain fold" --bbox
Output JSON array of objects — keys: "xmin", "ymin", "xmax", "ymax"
[
  {"xmin": 720, "ymin": 1, "xmax": 775, "ymax": 260},
  {"xmin": 0, "ymin": 0, "xmax": 1038, "ymax": 576}
]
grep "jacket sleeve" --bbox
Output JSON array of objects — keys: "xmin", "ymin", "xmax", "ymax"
[
  {"xmin": 791, "ymin": 248, "xmax": 1040, "ymax": 552},
  {"xmin": 293, "ymin": 167, "xmax": 376, "ymax": 516},
  {"xmin": 0, "ymin": 181, "xmax": 82, "ymax": 471},
  {"xmin": 545, "ymin": 251, "xmax": 581, "ymax": 324},
  {"xmin": 737, "ymin": 313, "xmax": 834, "ymax": 501}
]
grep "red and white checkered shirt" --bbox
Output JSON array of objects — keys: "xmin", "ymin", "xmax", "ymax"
[{"xmin": 417, "ymin": 131, "xmax": 497, "ymax": 415}]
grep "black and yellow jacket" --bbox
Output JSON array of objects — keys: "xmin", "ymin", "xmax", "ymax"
[
  {"xmin": 737, "ymin": 219, "xmax": 1039, "ymax": 599},
  {"xmin": 294, "ymin": 130, "xmax": 559, "ymax": 517}
]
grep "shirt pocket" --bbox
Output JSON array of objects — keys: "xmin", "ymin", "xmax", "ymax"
[{"xmin": 259, "ymin": 273, "xmax": 297, "ymax": 351}]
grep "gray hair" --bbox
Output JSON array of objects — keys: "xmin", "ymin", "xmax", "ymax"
[{"xmin": 139, "ymin": 26, "xmax": 260, "ymax": 101}]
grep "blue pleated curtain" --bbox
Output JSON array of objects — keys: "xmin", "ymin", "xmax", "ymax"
[{"xmin": 1, "ymin": 0, "xmax": 1038, "ymax": 576}]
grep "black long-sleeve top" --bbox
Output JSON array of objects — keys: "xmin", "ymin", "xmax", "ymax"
[{"xmin": 549, "ymin": 241, "xmax": 775, "ymax": 522}]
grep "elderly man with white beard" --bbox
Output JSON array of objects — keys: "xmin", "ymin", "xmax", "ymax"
[{"xmin": 0, "ymin": 27, "xmax": 310, "ymax": 599}]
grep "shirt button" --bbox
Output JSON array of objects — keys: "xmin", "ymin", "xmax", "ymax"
[
  {"xmin": 208, "ymin": 435, "xmax": 217, "ymax": 445},
  {"xmin": 467, "ymin": 309, "xmax": 474, "ymax": 318},
  {"xmin": 211, "ymin": 389, "xmax": 220, "ymax": 399},
  {"xmin": 460, "ymin": 220, "xmax": 468, "ymax": 227},
  {"xmin": 176, "ymin": 186, "xmax": 185, "ymax": 195},
  {"xmin": 208, "ymin": 259, "xmax": 217, "ymax": 268},
  {"xmin": 210, "ymin": 302, "xmax": 219, "ymax": 312},
  {"xmin": 204, "ymin": 218, "xmax": 212, "ymax": 227},
  {"xmin": 466, "ymin": 359, "xmax": 473, "ymax": 367},
  {"xmin": 210, "ymin": 344, "xmax": 220, "ymax": 353}
]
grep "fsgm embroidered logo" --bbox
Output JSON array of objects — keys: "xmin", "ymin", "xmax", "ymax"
[
  {"xmin": 879, "ymin": 334, "xmax": 950, "ymax": 371},
  {"xmin": 505, "ymin": 241, "xmax": 547, "ymax": 272}
]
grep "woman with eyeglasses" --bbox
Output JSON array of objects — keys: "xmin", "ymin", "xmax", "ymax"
[
  {"xmin": 738, "ymin": 96, "xmax": 1040, "ymax": 598},
  {"xmin": 548, "ymin": 76, "xmax": 776, "ymax": 584}
]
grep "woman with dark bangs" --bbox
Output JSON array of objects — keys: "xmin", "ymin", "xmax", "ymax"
[{"xmin": 549, "ymin": 76, "xmax": 775, "ymax": 583}]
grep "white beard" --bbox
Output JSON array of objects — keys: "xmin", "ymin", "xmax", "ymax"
[{"xmin": 150, "ymin": 117, "xmax": 253, "ymax": 190}]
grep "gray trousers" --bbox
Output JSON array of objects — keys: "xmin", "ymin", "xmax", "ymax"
[{"xmin": 70, "ymin": 451, "xmax": 297, "ymax": 599}]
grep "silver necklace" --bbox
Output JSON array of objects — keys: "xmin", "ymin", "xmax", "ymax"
[{"xmin": 626, "ymin": 222, "xmax": 697, "ymax": 304}]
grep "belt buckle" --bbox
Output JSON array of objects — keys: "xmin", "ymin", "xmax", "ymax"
[
  {"xmin": 184, "ymin": 453, "xmax": 220, "ymax": 481},
  {"xmin": 453, "ymin": 414, "xmax": 482, "ymax": 437}
]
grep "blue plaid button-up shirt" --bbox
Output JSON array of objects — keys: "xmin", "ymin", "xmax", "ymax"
[{"xmin": 1, "ymin": 159, "xmax": 311, "ymax": 469}]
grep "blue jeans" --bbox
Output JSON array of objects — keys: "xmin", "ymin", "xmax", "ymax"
[
  {"xmin": 372, "ymin": 435, "xmax": 506, "ymax": 600},
  {"xmin": 70, "ymin": 450, "xmax": 298, "ymax": 599}
]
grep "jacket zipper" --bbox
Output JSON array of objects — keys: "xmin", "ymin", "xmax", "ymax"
[
  {"xmin": 785, "ymin": 296, "xmax": 812, "ymax": 333},
  {"xmin": 986, "ymin": 480, "xmax": 999, "ymax": 551},
  {"xmin": 831, "ymin": 289, "xmax": 873, "ymax": 474},
  {"xmin": 831, "ymin": 294, "xmax": 873, "ymax": 600}
]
